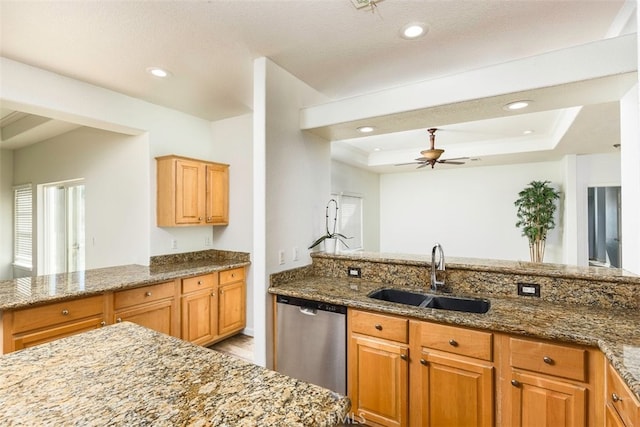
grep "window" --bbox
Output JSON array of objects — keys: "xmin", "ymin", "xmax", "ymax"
[
  {"xmin": 13, "ymin": 184, "xmax": 33, "ymax": 270},
  {"xmin": 333, "ymin": 193, "xmax": 363, "ymax": 251}
]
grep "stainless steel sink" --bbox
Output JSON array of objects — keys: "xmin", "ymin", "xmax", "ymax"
[{"xmin": 367, "ymin": 288, "xmax": 490, "ymax": 314}]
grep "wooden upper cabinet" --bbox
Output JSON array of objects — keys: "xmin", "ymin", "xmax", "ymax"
[
  {"xmin": 205, "ymin": 163, "xmax": 229, "ymax": 225},
  {"xmin": 156, "ymin": 155, "xmax": 229, "ymax": 227}
]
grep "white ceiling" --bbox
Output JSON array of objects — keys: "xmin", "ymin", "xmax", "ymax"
[{"xmin": 0, "ymin": 0, "xmax": 637, "ymax": 170}]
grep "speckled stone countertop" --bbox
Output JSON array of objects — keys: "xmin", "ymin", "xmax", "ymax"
[
  {"xmin": 0, "ymin": 250, "xmax": 250, "ymax": 311},
  {"xmin": 269, "ymin": 253, "xmax": 640, "ymax": 401},
  {"xmin": 0, "ymin": 322, "xmax": 349, "ymax": 426}
]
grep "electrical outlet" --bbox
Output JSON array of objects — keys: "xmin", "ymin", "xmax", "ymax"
[
  {"xmin": 292, "ymin": 247, "xmax": 299, "ymax": 261},
  {"xmin": 278, "ymin": 250, "xmax": 285, "ymax": 265},
  {"xmin": 204, "ymin": 236, "xmax": 211, "ymax": 246},
  {"xmin": 170, "ymin": 239, "xmax": 178, "ymax": 249},
  {"xmin": 348, "ymin": 267, "xmax": 362, "ymax": 278},
  {"xmin": 517, "ymin": 282, "xmax": 540, "ymax": 297}
]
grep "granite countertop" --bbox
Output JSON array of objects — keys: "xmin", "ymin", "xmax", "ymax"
[
  {"xmin": 269, "ymin": 275, "xmax": 640, "ymax": 401},
  {"xmin": 0, "ymin": 322, "xmax": 350, "ymax": 426},
  {"xmin": 0, "ymin": 258, "xmax": 250, "ymax": 311}
]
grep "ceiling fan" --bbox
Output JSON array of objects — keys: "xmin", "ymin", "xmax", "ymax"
[{"xmin": 396, "ymin": 128, "xmax": 468, "ymax": 169}]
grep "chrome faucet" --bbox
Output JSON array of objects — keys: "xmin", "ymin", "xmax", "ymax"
[{"xmin": 431, "ymin": 243, "xmax": 445, "ymax": 291}]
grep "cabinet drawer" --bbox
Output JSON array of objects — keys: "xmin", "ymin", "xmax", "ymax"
[
  {"xmin": 607, "ymin": 362, "xmax": 640, "ymax": 427},
  {"xmin": 420, "ymin": 322, "xmax": 493, "ymax": 361},
  {"xmin": 114, "ymin": 281, "xmax": 175, "ymax": 310},
  {"xmin": 510, "ymin": 337, "xmax": 587, "ymax": 382},
  {"xmin": 219, "ymin": 267, "xmax": 244, "ymax": 285},
  {"xmin": 350, "ymin": 310, "xmax": 408, "ymax": 343},
  {"xmin": 12, "ymin": 295, "xmax": 104, "ymax": 333},
  {"xmin": 182, "ymin": 274, "xmax": 216, "ymax": 293}
]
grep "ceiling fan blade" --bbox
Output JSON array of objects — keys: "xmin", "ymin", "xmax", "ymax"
[
  {"xmin": 438, "ymin": 160, "xmax": 465, "ymax": 165},
  {"xmin": 440, "ymin": 156, "xmax": 469, "ymax": 161},
  {"xmin": 417, "ymin": 163, "xmax": 430, "ymax": 169},
  {"xmin": 394, "ymin": 161, "xmax": 423, "ymax": 166}
]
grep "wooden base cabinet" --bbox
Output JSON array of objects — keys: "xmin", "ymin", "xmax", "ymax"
[
  {"xmin": 181, "ymin": 273, "xmax": 218, "ymax": 345},
  {"xmin": 500, "ymin": 335, "xmax": 603, "ymax": 427},
  {"xmin": 348, "ymin": 310, "xmax": 409, "ymax": 427},
  {"xmin": 606, "ymin": 361, "xmax": 640, "ymax": 426},
  {"xmin": 113, "ymin": 281, "xmax": 180, "ymax": 338},
  {"xmin": 410, "ymin": 321, "xmax": 494, "ymax": 427},
  {"xmin": 218, "ymin": 268, "xmax": 246, "ymax": 336}
]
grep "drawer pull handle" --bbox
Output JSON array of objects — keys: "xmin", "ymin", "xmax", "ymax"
[
  {"xmin": 100, "ymin": 321, "xmax": 106, "ymax": 327},
  {"xmin": 61, "ymin": 309, "xmax": 69, "ymax": 315},
  {"xmin": 145, "ymin": 291, "xmax": 152, "ymax": 297},
  {"xmin": 420, "ymin": 359, "xmax": 427, "ymax": 366},
  {"xmin": 449, "ymin": 339, "xmax": 458, "ymax": 347},
  {"xmin": 543, "ymin": 356, "xmax": 554, "ymax": 365},
  {"xmin": 511, "ymin": 379, "xmax": 520, "ymax": 387},
  {"xmin": 612, "ymin": 393, "xmax": 622, "ymax": 403},
  {"xmin": 400, "ymin": 354, "xmax": 408, "ymax": 361},
  {"xmin": 374, "ymin": 324, "xmax": 383, "ymax": 331},
  {"xmin": 116, "ymin": 318, "xmax": 122, "ymax": 323}
]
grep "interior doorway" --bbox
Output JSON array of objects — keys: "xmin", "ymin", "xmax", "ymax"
[{"xmin": 588, "ymin": 186, "xmax": 621, "ymax": 268}]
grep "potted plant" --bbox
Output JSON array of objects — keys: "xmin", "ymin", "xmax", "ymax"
[
  {"xmin": 309, "ymin": 199, "xmax": 350, "ymax": 253},
  {"xmin": 514, "ymin": 180, "xmax": 561, "ymax": 263}
]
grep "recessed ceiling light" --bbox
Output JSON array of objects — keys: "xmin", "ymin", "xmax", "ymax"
[
  {"xmin": 146, "ymin": 67, "xmax": 171, "ymax": 78},
  {"xmin": 357, "ymin": 126, "xmax": 375, "ymax": 133},
  {"xmin": 400, "ymin": 23, "xmax": 427, "ymax": 39},
  {"xmin": 504, "ymin": 100, "xmax": 531, "ymax": 111},
  {"xmin": 373, "ymin": 148, "xmax": 381, "ymax": 152},
  {"xmin": 523, "ymin": 130, "xmax": 534, "ymax": 135}
]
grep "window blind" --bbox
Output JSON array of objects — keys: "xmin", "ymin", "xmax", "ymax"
[{"xmin": 14, "ymin": 184, "xmax": 33, "ymax": 269}]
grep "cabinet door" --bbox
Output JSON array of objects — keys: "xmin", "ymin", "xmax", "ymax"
[
  {"xmin": 115, "ymin": 299, "xmax": 177, "ymax": 337},
  {"xmin": 205, "ymin": 163, "xmax": 229, "ymax": 225},
  {"xmin": 349, "ymin": 335, "xmax": 409, "ymax": 427},
  {"xmin": 419, "ymin": 350, "xmax": 494, "ymax": 427},
  {"xmin": 13, "ymin": 317, "xmax": 105, "ymax": 351},
  {"xmin": 605, "ymin": 403, "xmax": 626, "ymax": 427},
  {"xmin": 182, "ymin": 290, "xmax": 217, "ymax": 345},
  {"xmin": 508, "ymin": 371, "xmax": 586, "ymax": 427},
  {"xmin": 175, "ymin": 159, "xmax": 204, "ymax": 224},
  {"xmin": 218, "ymin": 281, "xmax": 245, "ymax": 336}
]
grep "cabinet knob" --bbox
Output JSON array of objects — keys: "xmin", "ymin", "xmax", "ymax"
[
  {"xmin": 220, "ymin": 289, "xmax": 224, "ymax": 294},
  {"xmin": 198, "ymin": 217, "xmax": 202, "ymax": 221},
  {"xmin": 511, "ymin": 379, "xmax": 520, "ymax": 387},
  {"xmin": 207, "ymin": 217, "xmax": 212, "ymax": 221},
  {"xmin": 145, "ymin": 291, "xmax": 152, "ymax": 297},
  {"xmin": 374, "ymin": 324, "xmax": 383, "ymax": 331},
  {"xmin": 400, "ymin": 354, "xmax": 408, "ymax": 361},
  {"xmin": 211, "ymin": 292, "xmax": 216, "ymax": 297},
  {"xmin": 542, "ymin": 356, "xmax": 553, "ymax": 365},
  {"xmin": 100, "ymin": 321, "xmax": 106, "ymax": 327},
  {"xmin": 612, "ymin": 393, "xmax": 622, "ymax": 403},
  {"xmin": 449, "ymin": 339, "xmax": 458, "ymax": 347},
  {"xmin": 61, "ymin": 309, "xmax": 69, "ymax": 315},
  {"xmin": 116, "ymin": 318, "xmax": 122, "ymax": 323},
  {"xmin": 197, "ymin": 281, "xmax": 202, "ymax": 285},
  {"xmin": 420, "ymin": 359, "xmax": 427, "ymax": 366}
]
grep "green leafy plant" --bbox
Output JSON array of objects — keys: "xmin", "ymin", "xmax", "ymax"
[
  {"xmin": 308, "ymin": 199, "xmax": 351, "ymax": 251},
  {"xmin": 514, "ymin": 180, "xmax": 561, "ymax": 263}
]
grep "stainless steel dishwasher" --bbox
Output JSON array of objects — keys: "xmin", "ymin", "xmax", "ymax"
[{"xmin": 276, "ymin": 295, "xmax": 347, "ymax": 395}]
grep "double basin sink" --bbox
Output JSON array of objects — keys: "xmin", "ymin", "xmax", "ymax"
[{"xmin": 368, "ymin": 288, "xmax": 490, "ymax": 314}]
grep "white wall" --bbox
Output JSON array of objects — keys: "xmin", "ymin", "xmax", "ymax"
[
  {"xmin": 210, "ymin": 113, "xmax": 254, "ymax": 335},
  {"xmin": 0, "ymin": 149, "xmax": 14, "ymax": 279},
  {"xmin": 331, "ymin": 159, "xmax": 380, "ymax": 252},
  {"xmin": 251, "ymin": 58, "xmax": 330, "ymax": 367},
  {"xmin": 12, "ymin": 127, "xmax": 149, "ymax": 271},
  {"xmin": 380, "ymin": 161, "xmax": 564, "ymax": 262},
  {"xmin": 621, "ymin": 83, "xmax": 640, "ymax": 274}
]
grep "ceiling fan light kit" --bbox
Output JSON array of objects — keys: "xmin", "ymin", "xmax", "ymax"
[{"xmin": 395, "ymin": 128, "xmax": 468, "ymax": 169}]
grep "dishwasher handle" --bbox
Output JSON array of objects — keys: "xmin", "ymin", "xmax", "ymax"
[{"xmin": 299, "ymin": 307, "xmax": 318, "ymax": 316}]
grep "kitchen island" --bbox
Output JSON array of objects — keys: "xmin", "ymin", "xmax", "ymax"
[{"xmin": 0, "ymin": 322, "xmax": 350, "ymax": 426}]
